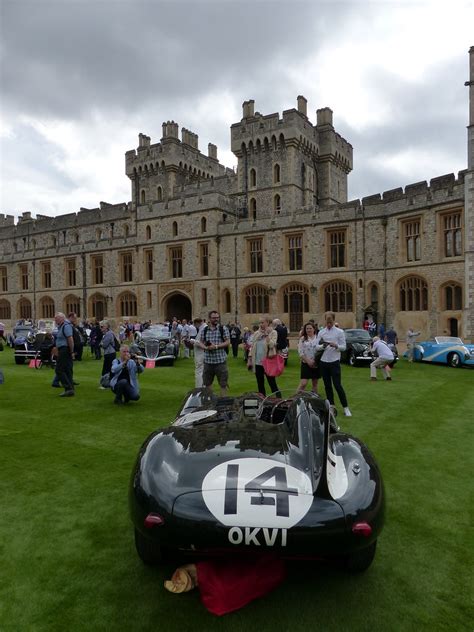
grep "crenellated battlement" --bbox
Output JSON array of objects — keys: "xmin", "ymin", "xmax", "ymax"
[
  {"xmin": 0, "ymin": 202, "xmax": 130, "ymax": 240},
  {"xmin": 360, "ymin": 172, "xmax": 465, "ymax": 210},
  {"xmin": 0, "ymin": 214, "xmax": 15, "ymax": 227},
  {"xmin": 125, "ymin": 123, "xmax": 225, "ymax": 177}
]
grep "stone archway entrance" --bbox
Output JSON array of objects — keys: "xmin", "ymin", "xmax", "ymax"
[{"xmin": 164, "ymin": 293, "xmax": 192, "ymax": 321}]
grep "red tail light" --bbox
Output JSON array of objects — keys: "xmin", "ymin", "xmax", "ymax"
[
  {"xmin": 144, "ymin": 513, "xmax": 165, "ymax": 528},
  {"xmin": 352, "ymin": 522, "xmax": 372, "ymax": 537}
]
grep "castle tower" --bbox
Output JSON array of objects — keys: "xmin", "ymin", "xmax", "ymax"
[
  {"xmin": 125, "ymin": 123, "xmax": 226, "ymax": 209},
  {"xmin": 464, "ymin": 46, "xmax": 474, "ymax": 340},
  {"xmin": 230, "ymin": 97, "xmax": 352, "ymax": 219}
]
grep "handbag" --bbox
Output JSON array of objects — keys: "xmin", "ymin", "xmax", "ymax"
[
  {"xmin": 314, "ymin": 347, "xmax": 325, "ymax": 368},
  {"xmin": 261, "ymin": 354, "xmax": 285, "ymax": 377}
]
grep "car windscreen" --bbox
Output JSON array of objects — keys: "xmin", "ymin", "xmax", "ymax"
[
  {"xmin": 344, "ymin": 329, "xmax": 371, "ymax": 342},
  {"xmin": 434, "ymin": 337, "xmax": 463, "ymax": 344},
  {"xmin": 15, "ymin": 328, "xmax": 33, "ymax": 337},
  {"xmin": 144, "ymin": 326, "xmax": 169, "ymax": 337}
]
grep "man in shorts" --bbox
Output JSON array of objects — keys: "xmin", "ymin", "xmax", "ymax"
[{"xmin": 196, "ymin": 311, "xmax": 230, "ymax": 396}]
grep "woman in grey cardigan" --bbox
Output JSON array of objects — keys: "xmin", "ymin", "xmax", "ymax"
[{"xmin": 100, "ymin": 321, "xmax": 116, "ymax": 382}]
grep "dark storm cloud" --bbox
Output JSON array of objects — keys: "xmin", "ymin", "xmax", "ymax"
[
  {"xmin": 341, "ymin": 56, "xmax": 468, "ymax": 199},
  {"xmin": 0, "ymin": 0, "xmax": 354, "ymax": 120}
]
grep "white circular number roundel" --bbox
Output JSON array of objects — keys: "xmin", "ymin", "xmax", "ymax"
[{"xmin": 202, "ymin": 458, "xmax": 313, "ymax": 529}]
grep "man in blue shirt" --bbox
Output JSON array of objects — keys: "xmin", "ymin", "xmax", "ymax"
[{"xmin": 53, "ymin": 312, "xmax": 75, "ymax": 397}]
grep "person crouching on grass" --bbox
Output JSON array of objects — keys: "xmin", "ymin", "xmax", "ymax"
[
  {"xmin": 110, "ymin": 346, "xmax": 144, "ymax": 405},
  {"xmin": 369, "ymin": 336, "xmax": 394, "ymax": 381}
]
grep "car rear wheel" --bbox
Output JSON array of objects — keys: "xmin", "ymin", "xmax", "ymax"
[
  {"xmin": 134, "ymin": 528, "xmax": 164, "ymax": 565},
  {"xmin": 448, "ymin": 353, "xmax": 461, "ymax": 368},
  {"xmin": 344, "ymin": 540, "xmax": 377, "ymax": 573},
  {"xmin": 14, "ymin": 356, "xmax": 25, "ymax": 365}
]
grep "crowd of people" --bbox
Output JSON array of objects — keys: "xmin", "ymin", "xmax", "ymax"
[{"xmin": 4, "ymin": 311, "xmax": 422, "ymax": 413}]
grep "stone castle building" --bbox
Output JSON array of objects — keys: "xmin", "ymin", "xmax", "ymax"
[{"xmin": 1, "ymin": 47, "xmax": 473, "ymax": 341}]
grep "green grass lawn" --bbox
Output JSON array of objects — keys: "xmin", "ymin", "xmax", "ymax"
[{"xmin": 1, "ymin": 347, "xmax": 472, "ymax": 632}]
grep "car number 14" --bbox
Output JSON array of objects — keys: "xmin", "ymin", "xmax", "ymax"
[{"xmin": 201, "ymin": 458, "xmax": 314, "ymax": 535}]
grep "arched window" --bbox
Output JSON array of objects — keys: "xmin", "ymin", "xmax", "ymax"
[
  {"xmin": 96, "ymin": 228, "xmax": 103, "ymax": 241},
  {"xmin": 399, "ymin": 276, "xmax": 428, "ymax": 311},
  {"xmin": 140, "ymin": 190, "xmax": 146, "ymax": 204},
  {"xmin": 119, "ymin": 292, "xmax": 137, "ymax": 317},
  {"xmin": 201, "ymin": 217, "xmax": 207, "ymax": 233},
  {"xmin": 444, "ymin": 283, "xmax": 462, "ymax": 310},
  {"xmin": 0, "ymin": 299, "xmax": 11, "ymax": 320},
  {"xmin": 324, "ymin": 281, "xmax": 353, "ymax": 312},
  {"xmin": 250, "ymin": 168, "xmax": 257, "ymax": 187},
  {"xmin": 283, "ymin": 283, "xmax": 309, "ymax": 332},
  {"xmin": 249, "ymin": 198, "xmax": 257, "ymax": 221},
  {"xmin": 274, "ymin": 194, "xmax": 281, "ymax": 212},
  {"xmin": 157, "ymin": 186, "xmax": 163, "ymax": 202},
  {"xmin": 51, "ymin": 236, "xmax": 57, "ymax": 248},
  {"xmin": 40, "ymin": 296, "xmax": 55, "ymax": 319},
  {"xmin": 245, "ymin": 285, "xmax": 269, "ymax": 314},
  {"xmin": 283, "ymin": 283, "xmax": 309, "ymax": 313},
  {"xmin": 64, "ymin": 295, "xmax": 81, "ymax": 317},
  {"xmin": 223, "ymin": 289, "xmax": 231, "ymax": 314},
  {"xmin": 273, "ymin": 163, "xmax": 280, "ymax": 184},
  {"xmin": 123, "ymin": 224, "xmax": 130, "ymax": 238},
  {"xmin": 145, "ymin": 225, "xmax": 152, "ymax": 240},
  {"xmin": 18, "ymin": 297, "xmax": 32, "ymax": 320},
  {"xmin": 172, "ymin": 221, "xmax": 178, "ymax": 237}
]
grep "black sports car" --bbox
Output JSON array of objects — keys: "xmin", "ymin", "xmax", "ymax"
[
  {"xmin": 342, "ymin": 329, "xmax": 373, "ymax": 366},
  {"xmin": 130, "ymin": 389, "xmax": 385, "ymax": 572}
]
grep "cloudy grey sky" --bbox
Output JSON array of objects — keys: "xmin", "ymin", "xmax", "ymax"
[{"xmin": 1, "ymin": 0, "xmax": 473, "ymax": 218}]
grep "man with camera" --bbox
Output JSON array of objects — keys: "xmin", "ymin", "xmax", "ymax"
[
  {"xmin": 195, "ymin": 310, "xmax": 230, "ymax": 396},
  {"xmin": 110, "ymin": 345, "xmax": 144, "ymax": 405}
]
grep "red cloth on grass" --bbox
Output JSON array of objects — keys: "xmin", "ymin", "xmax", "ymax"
[{"xmin": 196, "ymin": 554, "xmax": 286, "ymax": 616}]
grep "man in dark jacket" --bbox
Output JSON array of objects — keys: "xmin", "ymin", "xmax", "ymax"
[
  {"xmin": 229, "ymin": 323, "xmax": 241, "ymax": 358},
  {"xmin": 68, "ymin": 312, "xmax": 83, "ymax": 361}
]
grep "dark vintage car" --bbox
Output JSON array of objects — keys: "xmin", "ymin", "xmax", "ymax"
[
  {"xmin": 342, "ymin": 329, "xmax": 398, "ymax": 367},
  {"xmin": 130, "ymin": 389, "xmax": 385, "ymax": 572},
  {"xmin": 341, "ymin": 329, "xmax": 374, "ymax": 366},
  {"xmin": 13, "ymin": 324, "xmax": 40, "ymax": 364},
  {"xmin": 13, "ymin": 320, "xmax": 55, "ymax": 365},
  {"xmin": 131, "ymin": 325, "xmax": 179, "ymax": 365}
]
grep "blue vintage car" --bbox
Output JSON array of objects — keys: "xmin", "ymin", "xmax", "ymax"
[{"xmin": 411, "ymin": 336, "xmax": 474, "ymax": 368}]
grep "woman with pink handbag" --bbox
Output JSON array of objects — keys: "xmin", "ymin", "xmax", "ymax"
[{"xmin": 247, "ymin": 317, "xmax": 282, "ymax": 397}]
